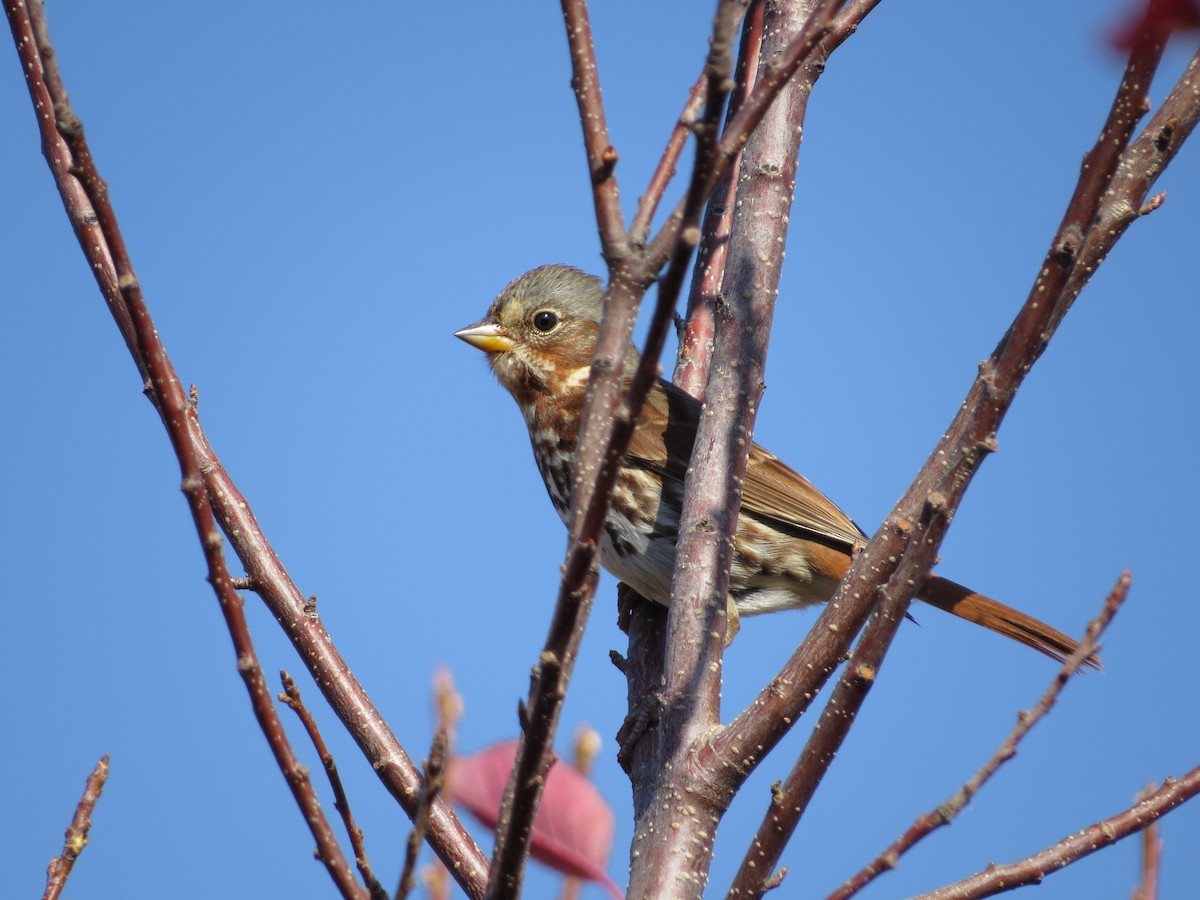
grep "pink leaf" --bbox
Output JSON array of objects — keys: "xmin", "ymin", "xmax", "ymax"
[
  {"xmin": 447, "ymin": 740, "xmax": 623, "ymax": 899},
  {"xmin": 1110, "ymin": 0, "xmax": 1200, "ymax": 50}
]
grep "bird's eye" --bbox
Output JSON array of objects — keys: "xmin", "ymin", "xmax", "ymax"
[{"xmin": 532, "ymin": 309, "xmax": 560, "ymax": 333}]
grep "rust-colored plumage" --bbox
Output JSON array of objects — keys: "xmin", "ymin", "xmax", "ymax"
[{"xmin": 457, "ymin": 265, "xmax": 1089, "ymax": 664}]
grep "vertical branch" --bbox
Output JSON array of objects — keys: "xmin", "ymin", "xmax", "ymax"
[
  {"xmin": 561, "ymin": 0, "xmax": 629, "ymax": 263},
  {"xmin": 1132, "ymin": 801, "xmax": 1163, "ymax": 900},
  {"xmin": 677, "ymin": 0, "xmax": 765, "ymax": 396},
  {"xmin": 618, "ymin": 0, "xmax": 753, "ymax": 812},
  {"xmin": 626, "ymin": 3, "xmax": 845, "ymax": 897},
  {"xmin": 672, "ymin": 0, "xmax": 828, "ymax": 758}
]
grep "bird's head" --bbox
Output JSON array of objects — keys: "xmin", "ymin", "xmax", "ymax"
[{"xmin": 455, "ymin": 265, "xmax": 625, "ymax": 411}]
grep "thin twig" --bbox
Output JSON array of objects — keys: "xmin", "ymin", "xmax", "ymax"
[
  {"xmin": 631, "ymin": 3, "xmax": 834, "ymax": 894},
  {"xmin": 630, "ymin": 72, "xmax": 708, "ymax": 245},
  {"xmin": 485, "ymin": 5, "xmax": 647, "ymax": 892},
  {"xmin": 826, "ymin": 573, "xmax": 1130, "ymax": 900},
  {"xmin": 2, "ymin": 3, "xmax": 489, "ymax": 893},
  {"xmin": 677, "ymin": 0, "xmax": 764, "ymax": 396},
  {"xmin": 280, "ymin": 672, "xmax": 389, "ymax": 900},
  {"xmin": 43, "ymin": 754, "xmax": 109, "ymax": 900},
  {"xmin": 560, "ymin": 0, "xmax": 628, "ymax": 263},
  {"xmin": 825, "ymin": 0, "xmax": 885, "ymax": 47},
  {"xmin": 911, "ymin": 765, "xmax": 1200, "ymax": 900},
  {"xmin": 399, "ymin": 727, "xmax": 450, "ymax": 899},
  {"xmin": 711, "ymin": 0, "xmax": 845, "ymax": 175},
  {"xmin": 121, "ymin": 234, "xmax": 367, "ymax": 891}
]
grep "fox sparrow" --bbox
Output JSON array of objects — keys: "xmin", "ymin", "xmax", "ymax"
[{"xmin": 456, "ymin": 265, "xmax": 1085, "ymax": 662}]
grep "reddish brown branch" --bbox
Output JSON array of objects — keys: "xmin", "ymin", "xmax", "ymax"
[
  {"xmin": 560, "ymin": 0, "xmax": 628, "ymax": 263},
  {"xmin": 677, "ymin": 0, "xmax": 764, "ymax": 396},
  {"xmin": 482, "ymin": 274, "xmax": 655, "ymax": 899},
  {"xmin": 43, "ymin": 754, "xmax": 109, "ymax": 900},
  {"xmin": 677, "ymin": 0, "xmax": 880, "ymax": 393},
  {"xmin": 280, "ymin": 672, "xmax": 388, "ymax": 900},
  {"xmin": 125, "ymin": 252, "xmax": 368, "ymax": 891},
  {"xmin": 629, "ymin": 4, "xmax": 831, "ymax": 894},
  {"xmin": 825, "ymin": 0, "xmax": 885, "ymax": 46},
  {"xmin": 630, "ymin": 72, "xmax": 708, "ymax": 245},
  {"xmin": 622, "ymin": 2, "xmax": 893, "ymax": 894},
  {"xmin": 3, "ymin": 2, "xmax": 488, "ymax": 894},
  {"xmin": 912, "ymin": 764, "xmax": 1200, "ymax": 900},
  {"xmin": 826, "ymin": 573, "xmax": 1130, "ymax": 900}
]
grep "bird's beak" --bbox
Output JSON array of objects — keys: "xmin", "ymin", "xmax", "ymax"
[{"xmin": 455, "ymin": 321, "xmax": 513, "ymax": 354}]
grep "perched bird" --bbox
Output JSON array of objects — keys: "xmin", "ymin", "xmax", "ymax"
[{"xmin": 456, "ymin": 265, "xmax": 1086, "ymax": 663}]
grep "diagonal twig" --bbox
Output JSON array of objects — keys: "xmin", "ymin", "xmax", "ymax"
[
  {"xmin": 43, "ymin": 754, "xmax": 110, "ymax": 900},
  {"xmin": 826, "ymin": 573, "xmax": 1130, "ymax": 900},
  {"xmin": 911, "ymin": 763, "xmax": 1200, "ymax": 900},
  {"xmin": 399, "ymin": 726, "xmax": 451, "ymax": 899},
  {"xmin": 280, "ymin": 672, "xmax": 389, "ymax": 900},
  {"xmin": 630, "ymin": 71, "xmax": 708, "ymax": 246}
]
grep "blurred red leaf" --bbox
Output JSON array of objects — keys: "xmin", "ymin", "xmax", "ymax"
[
  {"xmin": 447, "ymin": 740, "xmax": 623, "ymax": 899},
  {"xmin": 1110, "ymin": 0, "xmax": 1200, "ymax": 50}
]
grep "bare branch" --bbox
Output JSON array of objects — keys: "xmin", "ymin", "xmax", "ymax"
[
  {"xmin": 713, "ymin": 0, "xmax": 844, "ymax": 164},
  {"xmin": 43, "ymin": 755, "xmax": 109, "ymax": 900},
  {"xmin": 560, "ymin": 0, "xmax": 628, "ymax": 263},
  {"xmin": 631, "ymin": 72, "xmax": 708, "ymax": 246},
  {"xmin": 626, "ymin": 1, "xmax": 873, "ymax": 893},
  {"xmin": 826, "ymin": 573, "xmax": 1130, "ymax": 900},
  {"xmin": 677, "ymin": 0, "xmax": 764, "ymax": 395},
  {"xmin": 280, "ymin": 672, "xmax": 388, "ymax": 900},
  {"xmin": 912, "ymin": 765, "xmax": 1200, "ymax": 900},
  {"xmin": 1062, "ymin": 43, "xmax": 1200, "ymax": 314},
  {"xmin": 677, "ymin": 0, "xmax": 880, "ymax": 393},
  {"xmin": 2, "ymin": 2, "xmax": 488, "ymax": 893}
]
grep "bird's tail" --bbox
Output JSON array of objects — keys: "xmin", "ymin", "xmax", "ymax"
[{"xmin": 918, "ymin": 574, "xmax": 1099, "ymax": 668}]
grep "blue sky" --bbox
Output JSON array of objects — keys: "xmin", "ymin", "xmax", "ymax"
[{"xmin": 2, "ymin": 2, "xmax": 1198, "ymax": 898}]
